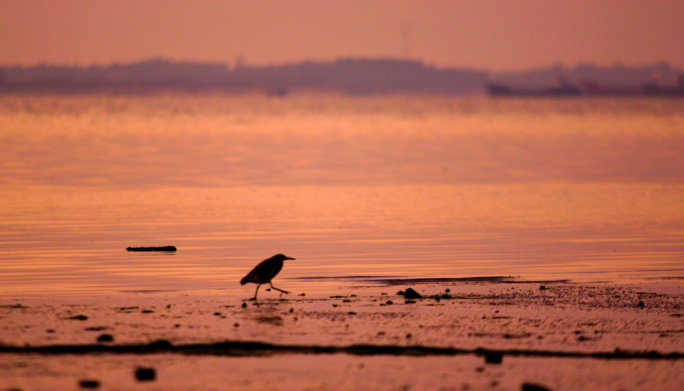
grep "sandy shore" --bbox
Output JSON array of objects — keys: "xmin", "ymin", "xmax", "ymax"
[{"xmin": 1, "ymin": 280, "xmax": 683, "ymax": 390}]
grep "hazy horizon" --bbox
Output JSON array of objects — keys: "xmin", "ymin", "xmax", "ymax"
[{"xmin": 2, "ymin": 1, "xmax": 683, "ymax": 71}]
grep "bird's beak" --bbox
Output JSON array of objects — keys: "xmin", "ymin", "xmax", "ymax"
[{"xmin": 286, "ymin": 256, "xmax": 296, "ymax": 260}]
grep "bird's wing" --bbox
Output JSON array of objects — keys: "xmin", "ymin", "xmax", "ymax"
[{"xmin": 240, "ymin": 258, "xmax": 282, "ymax": 285}]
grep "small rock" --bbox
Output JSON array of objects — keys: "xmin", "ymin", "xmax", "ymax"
[
  {"xmin": 638, "ymin": 301, "xmax": 645, "ymax": 308},
  {"xmin": 213, "ymin": 312, "xmax": 222, "ymax": 316},
  {"xmin": 96, "ymin": 334, "xmax": 114, "ymax": 343},
  {"xmin": 445, "ymin": 288, "xmax": 450, "ymax": 293},
  {"xmin": 299, "ymin": 293, "xmax": 306, "ymax": 296},
  {"xmin": 289, "ymin": 308, "xmax": 294, "ymax": 313},
  {"xmin": 397, "ymin": 290, "xmax": 405, "ymax": 295},
  {"xmin": 234, "ymin": 323, "xmax": 239, "ymax": 327},
  {"xmin": 141, "ymin": 310, "xmax": 154, "ymax": 314},
  {"xmin": 385, "ymin": 300, "xmax": 393, "ymax": 305},
  {"xmin": 403, "ymin": 288, "xmax": 423, "ymax": 299},
  {"xmin": 46, "ymin": 329, "xmax": 55, "ymax": 333},
  {"xmin": 79, "ymin": 379, "xmax": 100, "ymax": 389},
  {"xmin": 405, "ymin": 300, "xmax": 416, "ymax": 304},
  {"xmin": 406, "ymin": 333, "xmax": 412, "ymax": 339},
  {"xmin": 68, "ymin": 315, "xmax": 88, "ymax": 321},
  {"xmin": 266, "ymin": 288, "xmax": 271, "ymax": 291},
  {"xmin": 485, "ymin": 351, "xmax": 503, "ymax": 364},
  {"xmin": 539, "ymin": 285, "xmax": 546, "ymax": 290},
  {"xmin": 241, "ymin": 303, "xmax": 247, "ymax": 308},
  {"xmin": 521, "ymin": 382, "xmax": 552, "ymax": 391},
  {"xmin": 134, "ymin": 367, "xmax": 156, "ymax": 382}
]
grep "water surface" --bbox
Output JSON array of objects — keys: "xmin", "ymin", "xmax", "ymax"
[{"xmin": 1, "ymin": 94, "xmax": 683, "ymax": 298}]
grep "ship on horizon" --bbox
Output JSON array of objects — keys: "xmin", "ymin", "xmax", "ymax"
[{"xmin": 487, "ymin": 73, "xmax": 684, "ymax": 97}]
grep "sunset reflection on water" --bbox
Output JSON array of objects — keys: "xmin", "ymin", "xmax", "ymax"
[{"xmin": 1, "ymin": 94, "xmax": 683, "ymax": 298}]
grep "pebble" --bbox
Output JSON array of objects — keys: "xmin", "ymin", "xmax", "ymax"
[
  {"xmin": 521, "ymin": 382, "xmax": 552, "ymax": 391},
  {"xmin": 484, "ymin": 351, "xmax": 503, "ymax": 364},
  {"xmin": 96, "ymin": 334, "xmax": 114, "ymax": 343},
  {"xmin": 638, "ymin": 301, "xmax": 645, "ymax": 308},
  {"xmin": 403, "ymin": 288, "xmax": 423, "ymax": 299},
  {"xmin": 134, "ymin": 367, "xmax": 156, "ymax": 381},
  {"xmin": 79, "ymin": 379, "xmax": 100, "ymax": 389}
]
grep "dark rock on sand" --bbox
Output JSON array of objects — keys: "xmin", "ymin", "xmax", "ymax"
[
  {"xmin": 67, "ymin": 315, "xmax": 88, "ymax": 321},
  {"xmin": 638, "ymin": 301, "xmax": 645, "ymax": 308},
  {"xmin": 539, "ymin": 285, "xmax": 546, "ymax": 290},
  {"xmin": 241, "ymin": 303, "xmax": 247, "ymax": 308},
  {"xmin": 135, "ymin": 367, "xmax": 156, "ymax": 381},
  {"xmin": 79, "ymin": 379, "xmax": 100, "ymax": 388},
  {"xmin": 397, "ymin": 290, "xmax": 405, "ymax": 295},
  {"xmin": 522, "ymin": 382, "xmax": 552, "ymax": 391},
  {"xmin": 96, "ymin": 334, "xmax": 114, "ymax": 343},
  {"xmin": 403, "ymin": 288, "xmax": 423, "ymax": 299},
  {"xmin": 485, "ymin": 351, "xmax": 503, "ymax": 364}
]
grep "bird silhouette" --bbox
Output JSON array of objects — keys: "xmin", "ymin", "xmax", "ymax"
[{"xmin": 240, "ymin": 254, "xmax": 294, "ymax": 301}]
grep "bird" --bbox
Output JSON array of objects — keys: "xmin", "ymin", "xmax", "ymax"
[{"xmin": 240, "ymin": 254, "xmax": 294, "ymax": 301}]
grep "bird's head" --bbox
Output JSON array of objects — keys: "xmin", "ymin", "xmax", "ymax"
[{"xmin": 273, "ymin": 254, "xmax": 295, "ymax": 261}]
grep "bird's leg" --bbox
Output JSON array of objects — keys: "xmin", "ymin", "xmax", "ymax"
[
  {"xmin": 250, "ymin": 284, "xmax": 261, "ymax": 302},
  {"xmin": 269, "ymin": 282, "xmax": 289, "ymax": 295}
]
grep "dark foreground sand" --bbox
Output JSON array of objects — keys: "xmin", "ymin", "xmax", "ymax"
[{"xmin": 1, "ymin": 281, "xmax": 683, "ymax": 390}]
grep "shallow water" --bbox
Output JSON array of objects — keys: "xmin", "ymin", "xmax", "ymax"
[{"xmin": 1, "ymin": 94, "xmax": 683, "ymax": 298}]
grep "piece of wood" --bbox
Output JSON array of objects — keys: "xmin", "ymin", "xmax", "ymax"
[{"xmin": 126, "ymin": 246, "xmax": 177, "ymax": 252}]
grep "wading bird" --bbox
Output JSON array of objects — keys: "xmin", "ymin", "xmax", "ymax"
[{"xmin": 240, "ymin": 254, "xmax": 294, "ymax": 301}]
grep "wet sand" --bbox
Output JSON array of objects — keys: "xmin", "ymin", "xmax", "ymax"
[{"xmin": 1, "ymin": 280, "xmax": 683, "ymax": 390}]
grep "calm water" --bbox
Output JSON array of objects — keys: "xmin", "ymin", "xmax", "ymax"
[{"xmin": 1, "ymin": 94, "xmax": 683, "ymax": 298}]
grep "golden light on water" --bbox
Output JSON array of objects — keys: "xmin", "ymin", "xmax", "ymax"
[{"xmin": 0, "ymin": 95, "xmax": 683, "ymax": 298}]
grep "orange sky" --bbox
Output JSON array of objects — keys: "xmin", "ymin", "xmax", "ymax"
[{"xmin": 2, "ymin": 0, "xmax": 683, "ymax": 71}]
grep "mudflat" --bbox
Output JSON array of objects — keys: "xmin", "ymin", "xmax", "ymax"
[{"xmin": 1, "ymin": 280, "xmax": 683, "ymax": 390}]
